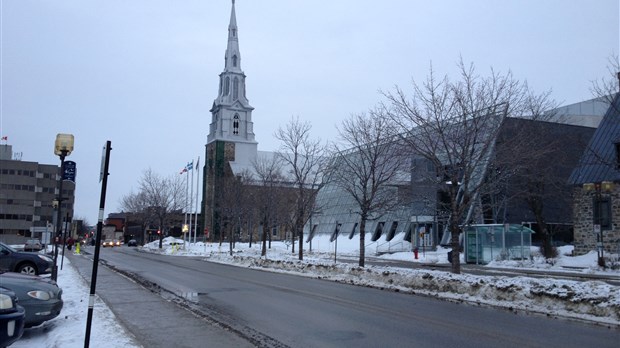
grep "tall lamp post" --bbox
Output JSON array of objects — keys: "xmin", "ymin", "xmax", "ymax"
[
  {"xmin": 52, "ymin": 133, "xmax": 74, "ymax": 281},
  {"xmin": 583, "ymin": 181, "xmax": 615, "ymax": 268}
]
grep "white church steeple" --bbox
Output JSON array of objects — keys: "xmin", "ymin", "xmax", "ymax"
[{"xmin": 207, "ymin": 0, "xmax": 257, "ymax": 159}]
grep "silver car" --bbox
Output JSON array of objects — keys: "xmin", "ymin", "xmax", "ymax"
[{"xmin": 24, "ymin": 239, "xmax": 43, "ymax": 252}]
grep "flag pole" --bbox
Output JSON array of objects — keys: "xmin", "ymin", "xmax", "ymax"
[
  {"xmin": 184, "ymin": 165, "xmax": 189, "ymax": 246},
  {"xmin": 194, "ymin": 156, "xmax": 200, "ymax": 244},
  {"xmin": 189, "ymin": 160, "xmax": 194, "ymax": 247}
]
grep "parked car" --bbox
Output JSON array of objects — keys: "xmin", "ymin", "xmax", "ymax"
[
  {"xmin": 23, "ymin": 239, "xmax": 43, "ymax": 252},
  {"xmin": 0, "ymin": 272, "xmax": 63, "ymax": 327},
  {"xmin": 127, "ymin": 239, "xmax": 138, "ymax": 247},
  {"xmin": 0, "ymin": 287, "xmax": 25, "ymax": 347},
  {"xmin": 0, "ymin": 242, "xmax": 53, "ymax": 276},
  {"xmin": 102, "ymin": 240, "xmax": 114, "ymax": 248}
]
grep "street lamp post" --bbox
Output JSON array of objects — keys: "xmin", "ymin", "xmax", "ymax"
[
  {"xmin": 583, "ymin": 181, "xmax": 615, "ymax": 268},
  {"xmin": 52, "ymin": 133, "xmax": 74, "ymax": 281}
]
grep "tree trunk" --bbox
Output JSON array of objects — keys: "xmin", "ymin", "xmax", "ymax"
[
  {"xmin": 229, "ymin": 224, "xmax": 233, "ymax": 256},
  {"xmin": 261, "ymin": 222, "xmax": 267, "ymax": 256},
  {"xmin": 298, "ymin": 221, "xmax": 304, "ymax": 261},
  {"xmin": 450, "ymin": 216, "xmax": 461, "ymax": 274},
  {"xmin": 527, "ymin": 197, "xmax": 555, "ymax": 259},
  {"xmin": 359, "ymin": 217, "xmax": 366, "ymax": 267},
  {"xmin": 292, "ymin": 228, "xmax": 296, "ymax": 254}
]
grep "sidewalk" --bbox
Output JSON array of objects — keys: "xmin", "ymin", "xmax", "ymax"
[{"xmin": 66, "ymin": 251, "xmax": 254, "ymax": 348}]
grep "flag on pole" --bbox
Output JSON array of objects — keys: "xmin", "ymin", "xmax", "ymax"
[
  {"xmin": 186, "ymin": 161, "xmax": 193, "ymax": 171},
  {"xmin": 195, "ymin": 157, "xmax": 200, "ymax": 171},
  {"xmin": 0, "ymin": 136, "xmax": 7, "ymax": 141},
  {"xmin": 179, "ymin": 167, "xmax": 187, "ymax": 175}
]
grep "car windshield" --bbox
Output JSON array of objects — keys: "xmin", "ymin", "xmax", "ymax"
[{"xmin": 0, "ymin": 243, "xmax": 17, "ymax": 253}]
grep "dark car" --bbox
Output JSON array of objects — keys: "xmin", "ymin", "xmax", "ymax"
[
  {"xmin": 0, "ymin": 287, "xmax": 25, "ymax": 347},
  {"xmin": 0, "ymin": 242, "xmax": 53, "ymax": 275},
  {"xmin": 127, "ymin": 239, "xmax": 138, "ymax": 247},
  {"xmin": 0, "ymin": 272, "xmax": 63, "ymax": 327}
]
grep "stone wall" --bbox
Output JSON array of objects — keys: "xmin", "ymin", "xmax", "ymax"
[{"xmin": 572, "ymin": 186, "xmax": 620, "ymax": 256}]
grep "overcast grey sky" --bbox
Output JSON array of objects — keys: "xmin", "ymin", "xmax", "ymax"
[{"xmin": 1, "ymin": 0, "xmax": 618, "ymax": 225}]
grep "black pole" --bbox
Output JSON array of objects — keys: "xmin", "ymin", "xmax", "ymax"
[
  {"xmin": 84, "ymin": 141, "xmax": 111, "ymax": 348},
  {"xmin": 61, "ymin": 212, "xmax": 69, "ymax": 270},
  {"xmin": 51, "ymin": 152, "xmax": 66, "ymax": 281}
]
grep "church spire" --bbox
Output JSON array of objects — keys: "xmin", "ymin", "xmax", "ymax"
[
  {"xmin": 225, "ymin": 0, "xmax": 241, "ymax": 72},
  {"xmin": 208, "ymin": 0, "xmax": 256, "ymax": 147}
]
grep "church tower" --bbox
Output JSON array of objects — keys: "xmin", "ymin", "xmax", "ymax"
[
  {"xmin": 207, "ymin": 0, "xmax": 257, "ymax": 162},
  {"xmin": 203, "ymin": 0, "xmax": 257, "ymax": 239}
]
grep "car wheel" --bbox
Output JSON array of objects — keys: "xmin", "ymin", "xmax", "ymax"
[{"xmin": 17, "ymin": 263, "xmax": 38, "ymax": 275}]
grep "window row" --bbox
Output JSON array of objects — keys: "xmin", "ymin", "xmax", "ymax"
[
  {"xmin": 1, "ymin": 169, "xmax": 36, "ymax": 177},
  {"xmin": 1, "ymin": 183, "xmax": 35, "ymax": 191},
  {"xmin": 0, "ymin": 169, "xmax": 55, "ymax": 179},
  {"xmin": 0, "ymin": 214, "xmax": 33, "ymax": 221},
  {"xmin": 222, "ymin": 76, "xmax": 242, "ymax": 100}
]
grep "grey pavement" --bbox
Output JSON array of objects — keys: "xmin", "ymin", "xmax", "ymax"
[{"xmin": 66, "ymin": 251, "xmax": 254, "ymax": 348}]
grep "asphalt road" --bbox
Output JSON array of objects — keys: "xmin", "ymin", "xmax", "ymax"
[{"xmin": 70, "ymin": 246, "xmax": 619, "ymax": 348}]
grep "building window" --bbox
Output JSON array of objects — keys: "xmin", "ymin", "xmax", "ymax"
[
  {"xmin": 371, "ymin": 222, "xmax": 385, "ymax": 242},
  {"xmin": 348, "ymin": 223, "xmax": 358, "ymax": 239},
  {"xmin": 594, "ymin": 196, "xmax": 612, "ymax": 230},
  {"xmin": 232, "ymin": 55, "xmax": 237, "ymax": 67},
  {"xmin": 233, "ymin": 114, "xmax": 239, "ymax": 135},
  {"xmin": 233, "ymin": 77, "xmax": 239, "ymax": 100},
  {"xmin": 224, "ymin": 77, "xmax": 230, "ymax": 95},
  {"xmin": 330, "ymin": 223, "xmax": 341, "ymax": 242},
  {"xmin": 616, "ymin": 142, "xmax": 620, "ymax": 169},
  {"xmin": 386, "ymin": 221, "xmax": 398, "ymax": 241}
]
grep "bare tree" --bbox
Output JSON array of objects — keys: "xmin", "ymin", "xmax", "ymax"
[
  {"xmin": 583, "ymin": 53, "xmax": 620, "ymax": 169},
  {"xmin": 383, "ymin": 60, "xmax": 531, "ymax": 273},
  {"xmin": 72, "ymin": 216, "xmax": 92, "ymax": 240},
  {"xmin": 487, "ymin": 90, "xmax": 594, "ymax": 260},
  {"xmin": 252, "ymin": 154, "xmax": 286, "ymax": 257},
  {"xmin": 120, "ymin": 168, "xmax": 186, "ymax": 248},
  {"xmin": 236, "ymin": 169, "xmax": 257, "ymax": 247},
  {"xmin": 590, "ymin": 53, "xmax": 620, "ymax": 105},
  {"xmin": 275, "ymin": 116, "xmax": 327, "ymax": 260},
  {"xmin": 331, "ymin": 110, "xmax": 406, "ymax": 267}
]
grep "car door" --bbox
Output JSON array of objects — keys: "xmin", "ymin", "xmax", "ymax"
[{"xmin": 0, "ymin": 244, "xmax": 14, "ymax": 271}]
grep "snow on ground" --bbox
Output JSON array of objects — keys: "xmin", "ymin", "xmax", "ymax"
[
  {"xmin": 11, "ymin": 256, "xmax": 140, "ymax": 348},
  {"xmin": 9, "ymin": 235, "xmax": 620, "ymax": 347}
]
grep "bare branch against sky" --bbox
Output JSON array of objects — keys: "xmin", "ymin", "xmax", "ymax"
[{"xmin": 1, "ymin": 1, "xmax": 617, "ymax": 223}]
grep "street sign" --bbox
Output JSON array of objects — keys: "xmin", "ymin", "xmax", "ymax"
[
  {"xmin": 594, "ymin": 224, "xmax": 601, "ymax": 234},
  {"xmin": 63, "ymin": 161, "xmax": 77, "ymax": 182},
  {"xmin": 99, "ymin": 143, "xmax": 108, "ymax": 182}
]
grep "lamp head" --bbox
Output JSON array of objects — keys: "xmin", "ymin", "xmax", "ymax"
[
  {"xmin": 54, "ymin": 134, "xmax": 74, "ymax": 156},
  {"xmin": 601, "ymin": 181, "xmax": 615, "ymax": 193},
  {"xmin": 583, "ymin": 183, "xmax": 596, "ymax": 192}
]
